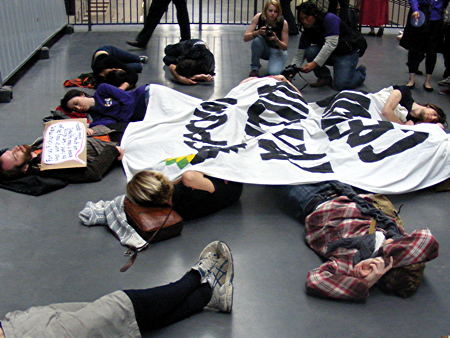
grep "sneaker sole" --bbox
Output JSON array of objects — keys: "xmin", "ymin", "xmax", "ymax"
[
  {"xmin": 221, "ymin": 281, "xmax": 234, "ymax": 312},
  {"xmin": 207, "ymin": 281, "xmax": 234, "ymax": 313},
  {"xmin": 217, "ymin": 242, "xmax": 234, "ymax": 285}
]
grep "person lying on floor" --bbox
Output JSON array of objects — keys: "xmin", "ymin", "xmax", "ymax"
[
  {"xmin": 279, "ymin": 180, "xmax": 439, "ymax": 301},
  {"xmin": 127, "ymin": 170, "xmax": 243, "ymax": 221},
  {"xmin": 79, "ymin": 170, "xmax": 243, "ymax": 251},
  {"xmin": 163, "ymin": 39, "xmax": 215, "ymax": 85},
  {"xmin": 0, "ymin": 125, "xmax": 124, "ymax": 195},
  {"xmin": 91, "ymin": 45, "xmax": 148, "ymax": 88},
  {"xmin": 376, "ymin": 85, "xmax": 446, "ymax": 128},
  {"xmin": 60, "ymin": 82, "xmax": 150, "ymax": 127},
  {"xmin": 312, "ymin": 85, "xmax": 447, "ymax": 128},
  {"xmin": 0, "ymin": 241, "xmax": 234, "ymax": 337}
]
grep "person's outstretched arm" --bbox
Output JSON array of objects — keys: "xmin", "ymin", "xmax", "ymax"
[
  {"xmin": 190, "ymin": 74, "xmax": 214, "ymax": 82},
  {"xmin": 181, "ymin": 170, "xmax": 215, "ymax": 192},
  {"xmin": 168, "ymin": 64, "xmax": 197, "ymax": 85}
]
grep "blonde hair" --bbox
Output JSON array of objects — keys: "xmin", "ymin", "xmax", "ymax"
[
  {"xmin": 261, "ymin": 0, "xmax": 283, "ymax": 23},
  {"xmin": 126, "ymin": 170, "xmax": 174, "ymax": 207}
]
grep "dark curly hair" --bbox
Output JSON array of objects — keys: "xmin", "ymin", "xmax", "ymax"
[
  {"xmin": 377, "ymin": 263, "xmax": 426, "ymax": 298},
  {"xmin": 296, "ymin": 1, "xmax": 324, "ymax": 19}
]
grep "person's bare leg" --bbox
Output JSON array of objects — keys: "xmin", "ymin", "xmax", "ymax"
[
  {"xmin": 423, "ymin": 74, "xmax": 433, "ymax": 91},
  {"xmin": 406, "ymin": 73, "xmax": 416, "ymax": 88}
]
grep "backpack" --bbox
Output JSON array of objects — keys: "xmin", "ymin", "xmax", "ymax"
[
  {"xmin": 337, "ymin": 6, "xmax": 367, "ymax": 57},
  {"xmin": 340, "ymin": 7, "xmax": 360, "ymax": 33},
  {"xmin": 335, "ymin": 15, "xmax": 367, "ymax": 57},
  {"xmin": 63, "ymin": 72, "xmax": 96, "ymax": 88},
  {"xmin": 371, "ymin": 194, "xmax": 405, "ymax": 232}
]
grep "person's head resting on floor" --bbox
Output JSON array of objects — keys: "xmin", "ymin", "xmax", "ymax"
[
  {"xmin": 0, "ymin": 145, "xmax": 33, "ymax": 180},
  {"xmin": 126, "ymin": 170, "xmax": 174, "ymax": 207},
  {"xmin": 411, "ymin": 102, "xmax": 447, "ymax": 128},
  {"xmin": 378, "ymin": 263, "xmax": 426, "ymax": 298},
  {"xmin": 102, "ymin": 69, "xmax": 130, "ymax": 87},
  {"xmin": 351, "ymin": 237, "xmax": 427, "ymax": 298},
  {"xmin": 176, "ymin": 58, "xmax": 208, "ymax": 79},
  {"xmin": 354, "ymin": 258, "xmax": 426, "ymax": 299},
  {"xmin": 60, "ymin": 89, "xmax": 95, "ymax": 113}
]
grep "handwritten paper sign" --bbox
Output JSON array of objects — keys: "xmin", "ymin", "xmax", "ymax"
[{"xmin": 40, "ymin": 119, "xmax": 87, "ymax": 171}]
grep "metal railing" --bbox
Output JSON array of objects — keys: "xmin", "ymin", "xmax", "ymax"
[{"xmin": 67, "ymin": 0, "xmax": 409, "ymax": 30}]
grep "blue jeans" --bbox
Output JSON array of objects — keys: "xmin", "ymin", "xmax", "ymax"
[
  {"xmin": 304, "ymin": 45, "xmax": 365, "ymax": 90},
  {"xmin": 278, "ymin": 181, "xmax": 352, "ymax": 221},
  {"xmin": 251, "ymin": 36, "xmax": 288, "ymax": 75},
  {"xmin": 95, "ymin": 45, "xmax": 143, "ymax": 73}
]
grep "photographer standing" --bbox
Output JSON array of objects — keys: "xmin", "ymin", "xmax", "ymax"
[
  {"xmin": 292, "ymin": 1, "xmax": 366, "ymax": 90},
  {"xmin": 243, "ymin": 0, "xmax": 289, "ymax": 77}
]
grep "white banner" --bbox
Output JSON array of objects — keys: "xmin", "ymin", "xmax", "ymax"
[{"xmin": 121, "ymin": 78, "xmax": 450, "ymax": 193}]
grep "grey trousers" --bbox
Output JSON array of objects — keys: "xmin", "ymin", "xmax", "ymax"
[{"xmin": 1, "ymin": 291, "xmax": 140, "ymax": 338}]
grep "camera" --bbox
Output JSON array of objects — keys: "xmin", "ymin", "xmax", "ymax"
[
  {"xmin": 281, "ymin": 64, "xmax": 309, "ymax": 90},
  {"xmin": 266, "ymin": 25, "xmax": 274, "ymax": 37},
  {"xmin": 281, "ymin": 64, "xmax": 301, "ymax": 80}
]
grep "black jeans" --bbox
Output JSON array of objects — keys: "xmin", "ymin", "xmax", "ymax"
[
  {"xmin": 124, "ymin": 270, "xmax": 212, "ymax": 334},
  {"xmin": 136, "ymin": 0, "xmax": 191, "ymax": 45}
]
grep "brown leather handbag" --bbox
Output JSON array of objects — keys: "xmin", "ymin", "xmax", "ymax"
[
  {"xmin": 124, "ymin": 197, "xmax": 184, "ymax": 242},
  {"xmin": 120, "ymin": 197, "xmax": 184, "ymax": 272}
]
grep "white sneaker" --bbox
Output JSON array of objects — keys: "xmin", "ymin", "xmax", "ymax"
[
  {"xmin": 207, "ymin": 280, "xmax": 233, "ymax": 313},
  {"xmin": 205, "ymin": 242, "xmax": 234, "ymax": 312},
  {"xmin": 191, "ymin": 241, "xmax": 221, "ymax": 283},
  {"xmin": 438, "ymin": 76, "xmax": 450, "ymax": 86}
]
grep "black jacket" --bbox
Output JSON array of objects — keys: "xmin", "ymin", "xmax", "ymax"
[{"xmin": 0, "ymin": 136, "xmax": 119, "ymax": 196}]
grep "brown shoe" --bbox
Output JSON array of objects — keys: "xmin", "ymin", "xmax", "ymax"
[
  {"xmin": 310, "ymin": 78, "xmax": 331, "ymax": 88},
  {"xmin": 249, "ymin": 70, "xmax": 259, "ymax": 77}
]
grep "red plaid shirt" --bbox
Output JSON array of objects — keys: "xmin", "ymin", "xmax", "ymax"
[{"xmin": 305, "ymin": 195, "xmax": 439, "ymax": 301}]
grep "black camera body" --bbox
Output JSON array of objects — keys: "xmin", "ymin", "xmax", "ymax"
[
  {"xmin": 266, "ymin": 25, "xmax": 274, "ymax": 37},
  {"xmin": 281, "ymin": 64, "xmax": 309, "ymax": 90},
  {"xmin": 281, "ymin": 64, "xmax": 301, "ymax": 80}
]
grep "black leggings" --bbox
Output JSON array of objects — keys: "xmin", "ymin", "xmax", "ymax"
[
  {"xmin": 407, "ymin": 20, "xmax": 442, "ymax": 74},
  {"xmin": 136, "ymin": 0, "xmax": 191, "ymax": 44},
  {"xmin": 444, "ymin": 24, "xmax": 450, "ymax": 78},
  {"xmin": 124, "ymin": 270, "xmax": 212, "ymax": 334}
]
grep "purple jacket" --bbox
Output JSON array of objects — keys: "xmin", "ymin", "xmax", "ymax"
[
  {"xmin": 90, "ymin": 83, "xmax": 148, "ymax": 127},
  {"xmin": 409, "ymin": 0, "xmax": 446, "ymax": 21}
]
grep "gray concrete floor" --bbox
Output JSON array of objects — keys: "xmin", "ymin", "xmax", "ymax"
[{"xmin": 0, "ymin": 26, "xmax": 449, "ymax": 337}]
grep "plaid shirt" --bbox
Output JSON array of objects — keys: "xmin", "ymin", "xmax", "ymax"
[{"xmin": 305, "ymin": 195, "xmax": 439, "ymax": 301}]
